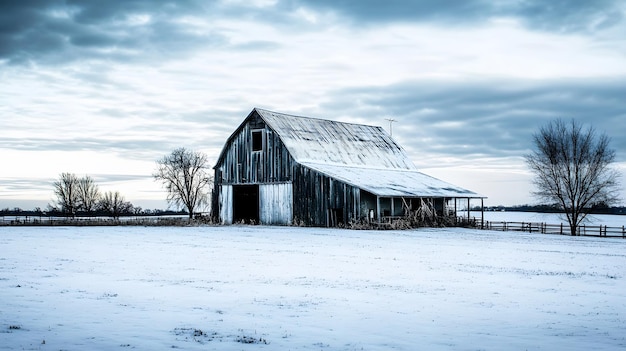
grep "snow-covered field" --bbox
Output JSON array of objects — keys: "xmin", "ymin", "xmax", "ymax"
[{"xmin": 1, "ymin": 226, "xmax": 625, "ymax": 350}]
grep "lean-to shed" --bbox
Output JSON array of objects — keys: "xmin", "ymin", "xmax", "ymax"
[{"xmin": 212, "ymin": 108, "xmax": 484, "ymax": 226}]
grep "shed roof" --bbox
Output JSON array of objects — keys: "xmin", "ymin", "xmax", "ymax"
[{"xmin": 301, "ymin": 162, "xmax": 480, "ymax": 198}]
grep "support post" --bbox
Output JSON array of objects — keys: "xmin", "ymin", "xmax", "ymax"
[
  {"xmin": 454, "ymin": 198, "xmax": 457, "ymax": 223},
  {"xmin": 443, "ymin": 197, "xmax": 446, "ymax": 218},
  {"xmin": 431, "ymin": 198, "xmax": 435, "ymax": 222},
  {"xmin": 481, "ymin": 198, "xmax": 484, "ymax": 229}
]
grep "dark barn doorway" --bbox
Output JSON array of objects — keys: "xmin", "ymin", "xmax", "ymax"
[
  {"xmin": 233, "ymin": 185, "xmax": 259, "ymax": 223},
  {"xmin": 329, "ymin": 208, "xmax": 344, "ymax": 227}
]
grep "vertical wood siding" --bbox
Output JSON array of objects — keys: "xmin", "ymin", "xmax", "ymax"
[
  {"xmin": 259, "ymin": 183, "xmax": 293, "ymax": 225},
  {"xmin": 292, "ymin": 164, "xmax": 360, "ymax": 226},
  {"xmin": 219, "ymin": 185, "xmax": 233, "ymax": 224},
  {"xmin": 217, "ymin": 112, "xmax": 294, "ymax": 185}
]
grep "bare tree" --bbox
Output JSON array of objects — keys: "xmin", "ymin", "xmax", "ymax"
[
  {"xmin": 525, "ymin": 119, "xmax": 621, "ymax": 236},
  {"xmin": 53, "ymin": 172, "xmax": 80, "ymax": 216},
  {"xmin": 98, "ymin": 191, "xmax": 132, "ymax": 219},
  {"xmin": 154, "ymin": 148, "xmax": 212, "ymax": 219},
  {"xmin": 77, "ymin": 175, "xmax": 100, "ymax": 213}
]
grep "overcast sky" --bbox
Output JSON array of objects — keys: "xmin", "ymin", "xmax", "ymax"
[{"xmin": 1, "ymin": 0, "xmax": 625, "ymax": 210}]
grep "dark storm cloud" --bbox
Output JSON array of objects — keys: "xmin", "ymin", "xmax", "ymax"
[
  {"xmin": 516, "ymin": 0, "xmax": 625, "ymax": 32},
  {"xmin": 2, "ymin": 0, "xmax": 622, "ymax": 65},
  {"xmin": 319, "ymin": 78, "xmax": 626, "ymax": 163},
  {"xmin": 284, "ymin": 0, "xmax": 490, "ymax": 24},
  {"xmin": 0, "ymin": 0, "xmax": 225, "ymax": 64},
  {"xmin": 287, "ymin": 0, "xmax": 625, "ymax": 32}
]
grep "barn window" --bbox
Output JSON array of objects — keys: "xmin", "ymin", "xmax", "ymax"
[{"xmin": 252, "ymin": 130, "xmax": 263, "ymax": 151}]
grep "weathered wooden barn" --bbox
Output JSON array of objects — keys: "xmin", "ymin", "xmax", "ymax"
[{"xmin": 212, "ymin": 108, "xmax": 484, "ymax": 226}]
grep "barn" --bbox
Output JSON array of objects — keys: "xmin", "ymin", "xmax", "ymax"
[{"xmin": 212, "ymin": 108, "xmax": 484, "ymax": 226}]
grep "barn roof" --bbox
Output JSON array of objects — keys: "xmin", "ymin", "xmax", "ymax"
[
  {"xmin": 255, "ymin": 108, "xmax": 415, "ymax": 170},
  {"xmin": 215, "ymin": 108, "xmax": 482, "ymax": 198},
  {"xmin": 254, "ymin": 108, "xmax": 483, "ymax": 199}
]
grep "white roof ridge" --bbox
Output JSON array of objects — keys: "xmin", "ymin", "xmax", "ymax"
[{"xmin": 255, "ymin": 107, "xmax": 386, "ymax": 130}]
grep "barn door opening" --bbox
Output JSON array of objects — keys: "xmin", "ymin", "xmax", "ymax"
[
  {"xmin": 329, "ymin": 208, "xmax": 344, "ymax": 227},
  {"xmin": 233, "ymin": 185, "xmax": 259, "ymax": 224}
]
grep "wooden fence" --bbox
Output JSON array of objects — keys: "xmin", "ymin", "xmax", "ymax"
[
  {"xmin": 3, "ymin": 214, "xmax": 625, "ymax": 238},
  {"xmin": 482, "ymin": 220, "xmax": 626, "ymax": 238},
  {"xmin": 0, "ymin": 215, "xmax": 191, "ymax": 226}
]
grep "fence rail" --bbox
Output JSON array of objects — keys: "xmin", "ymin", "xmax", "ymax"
[
  {"xmin": 0, "ymin": 215, "xmax": 192, "ymax": 226},
  {"xmin": 482, "ymin": 220, "xmax": 626, "ymax": 238}
]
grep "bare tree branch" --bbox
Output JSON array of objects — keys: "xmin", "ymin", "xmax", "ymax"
[
  {"xmin": 525, "ymin": 119, "xmax": 621, "ymax": 235},
  {"xmin": 154, "ymin": 148, "xmax": 213, "ymax": 219},
  {"xmin": 77, "ymin": 175, "xmax": 100, "ymax": 213},
  {"xmin": 53, "ymin": 173, "xmax": 79, "ymax": 217},
  {"xmin": 98, "ymin": 191, "xmax": 132, "ymax": 219}
]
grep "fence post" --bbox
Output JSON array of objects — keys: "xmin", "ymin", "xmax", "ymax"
[{"xmin": 560, "ymin": 223, "xmax": 563, "ymax": 235}]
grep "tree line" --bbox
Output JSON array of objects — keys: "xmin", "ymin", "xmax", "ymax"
[
  {"xmin": 50, "ymin": 173, "xmax": 135, "ymax": 219},
  {"xmin": 1, "ymin": 148, "xmax": 213, "ymax": 221},
  {"xmin": 43, "ymin": 147, "xmax": 213, "ymax": 220}
]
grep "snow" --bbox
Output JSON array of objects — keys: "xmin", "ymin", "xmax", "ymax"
[
  {"xmin": 302, "ymin": 162, "xmax": 480, "ymax": 198},
  {"xmin": 256, "ymin": 108, "xmax": 416, "ymax": 170},
  {"xmin": 1, "ymin": 225, "xmax": 626, "ymax": 350}
]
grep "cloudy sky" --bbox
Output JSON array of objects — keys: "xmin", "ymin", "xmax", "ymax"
[{"xmin": 1, "ymin": 0, "xmax": 626, "ymax": 210}]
